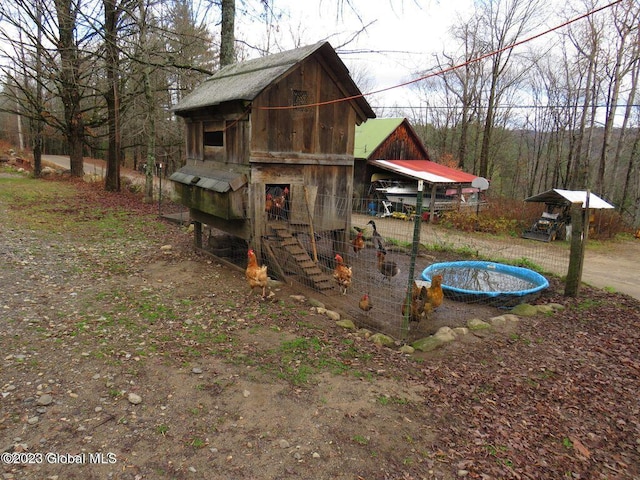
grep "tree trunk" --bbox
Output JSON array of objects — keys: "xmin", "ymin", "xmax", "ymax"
[
  {"xmin": 139, "ymin": 0, "xmax": 155, "ymax": 203},
  {"xmin": 596, "ymin": 34, "xmax": 627, "ymax": 197},
  {"xmin": 143, "ymin": 65, "xmax": 156, "ymax": 203},
  {"xmin": 479, "ymin": 67, "xmax": 497, "ymax": 179},
  {"xmin": 220, "ymin": 0, "xmax": 235, "ymax": 67},
  {"xmin": 104, "ymin": 0, "xmax": 121, "ymax": 192},
  {"xmin": 32, "ymin": 0, "xmax": 44, "ymax": 178},
  {"xmin": 54, "ymin": 0, "xmax": 85, "ymax": 177},
  {"xmin": 609, "ymin": 6, "xmax": 639, "ymax": 204}
]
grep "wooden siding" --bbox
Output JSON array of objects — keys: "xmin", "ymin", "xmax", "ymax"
[
  {"xmin": 182, "ymin": 105, "xmax": 250, "ymax": 164},
  {"xmin": 305, "ymin": 164, "xmax": 353, "ymax": 232},
  {"xmin": 370, "ymin": 123, "xmax": 429, "ymax": 161},
  {"xmin": 185, "ymin": 118, "xmax": 203, "ymax": 161},
  {"xmin": 203, "ymin": 120, "xmax": 225, "ymax": 161},
  {"xmin": 225, "ymin": 118, "xmax": 250, "ymax": 165},
  {"xmin": 250, "ymin": 164, "xmax": 352, "ymax": 244},
  {"xmin": 251, "ymin": 57, "xmax": 356, "ymax": 156}
]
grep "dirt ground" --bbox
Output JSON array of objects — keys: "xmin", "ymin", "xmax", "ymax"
[{"xmin": 1, "ymin": 172, "xmax": 640, "ymax": 480}]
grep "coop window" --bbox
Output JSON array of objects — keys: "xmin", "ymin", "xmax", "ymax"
[
  {"xmin": 203, "ymin": 122, "xmax": 225, "ymax": 161},
  {"xmin": 204, "ymin": 130, "xmax": 224, "ymax": 147},
  {"xmin": 292, "ymin": 89, "xmax": 308, "ymax": 107}
]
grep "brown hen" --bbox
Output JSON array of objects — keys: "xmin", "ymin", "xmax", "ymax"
[
  {"xmin": 425, "ymin": 274, "xmax": 444, "ymax": 310},
  {"xmin": 333, "ymin": 254, "xmax": 352, "ymax": 295},
  {"xmin": 352, "ymin": 231, "xmax": 365, "ymax": 255},
  {"xmin": 246, "ymin": 249, "xmax": 268, "ymax": 299},
  {"xmin": 402, "ymin": 281, "xmax": 428, "ymax": 323}
]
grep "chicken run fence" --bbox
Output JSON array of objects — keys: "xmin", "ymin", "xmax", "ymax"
[{"xmin": 195, "ymin": 192, "xmax": 570, "ymax": 341}]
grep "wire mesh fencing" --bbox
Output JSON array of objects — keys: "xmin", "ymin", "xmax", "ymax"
[{"xmin": 197, "ymin": 191, "xmax": 571, "ymax": 341}]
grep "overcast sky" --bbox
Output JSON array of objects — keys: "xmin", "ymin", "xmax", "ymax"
[
  {"xmin": 235, "ymin": 0, "xmax": 476, "ymax": 109},
  {"xmin": 232, "ymin": 0, "xmax": 625, "ymax": 115}
]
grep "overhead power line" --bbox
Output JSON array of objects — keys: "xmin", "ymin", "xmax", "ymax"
[
  {"xmin": 256, "ymin": 0, "xmax": 624, "ymax": 111},
  {"xmin": 379, "ymin": 104, "xmax": 640, "ymax": 110}
]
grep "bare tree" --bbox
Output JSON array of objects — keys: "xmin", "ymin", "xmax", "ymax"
[
  {"xmin": 618, "ymin": 49, "xmax": 640, "ymax": 219},
  {"xmin": 440, "ymin": 15, "xmax": 484, "ymax": 171},
  {"xmin": 594, "ymin": 0, "xmax": 639, "ymax": 197},
  {"xmin": 220, "ymin": 0, "xmax": 235, "ymax": 66},
  {"xmin": 32, "ymin": 0, "xmax": 44, "ymax": 177},
  {"xmin": 476, "ymin": 0, "xmax": 543, "ymax": 179},
  {"xmin": 564, "ymin": 0, "xmax": 605, "ymax": 190},
  {"xmin": 0, "ymin": 0, "xmax": 108, "ymax": 177},
  {"xmin": 53, "ymin": 0, "xmax": 87, "ymax": 177},
  {"xmin": 133, "ymin": 0, "xmax": 156, "ymax": 202},
  {"xmin": 103, "ymin": 0, "xmax": 124, "ymax": 191}
]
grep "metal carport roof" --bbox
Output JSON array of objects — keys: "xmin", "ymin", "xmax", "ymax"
[
  {"xmin": 369, "ymin": 159, "xmax": 478, "ymax": 185},
  {"xmin": 524, "ymin": 189, "xmax": 614, "ymax": 209}
]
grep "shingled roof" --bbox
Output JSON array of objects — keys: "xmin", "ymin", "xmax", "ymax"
[{"xmin": 172, "ymin": 41, "xmax": 374, "ymax": 119}]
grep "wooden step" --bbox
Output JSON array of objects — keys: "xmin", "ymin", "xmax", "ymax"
[
  {"xmin": 284, "ymin": 245, "xmax": 307, "ymax": 256},
  {"xmin": 297, "ymin": 259, "xmax": 318, "ymax": 268},
  {"xmin": 279, "ymin": 238, "xmax": 299, "ymax": 247},
  {"xmin": 270, "ymin": 225, "xmax": 293, "ymax": 237},
  {"xmin": 314, "ymin": 281, "xmax": 335, "ymax": 290},
  {"xmin": 265, "ymin": 224, "xmax": 336, "ymax": 293}
]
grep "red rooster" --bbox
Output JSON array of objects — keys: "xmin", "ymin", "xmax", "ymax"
[{"xmin": 271, "ymin": 187, "xmax": 289, "ymax": 220}]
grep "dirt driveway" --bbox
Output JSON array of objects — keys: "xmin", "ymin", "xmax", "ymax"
[{"xmin": 580, "ymin": 241, "xmax": 640, "ymax": 299}]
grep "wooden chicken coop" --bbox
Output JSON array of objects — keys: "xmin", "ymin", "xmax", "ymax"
[{"xmin": 170, "ymin": 41, "xmax": 375, "ymax": 291}]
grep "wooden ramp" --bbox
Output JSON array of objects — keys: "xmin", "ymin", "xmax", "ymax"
[{"xmin": 265, "ymin": 224, "xmax": 335, "ymax": 293}]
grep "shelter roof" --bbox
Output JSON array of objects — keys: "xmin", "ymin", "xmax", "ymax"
[
  {"xmin": 169, "ymin": 164, "xmax": 247, "ymax": 193},
  {"xmin": 172, "ymin": 41, "xmax": 374, "ymax": 120},
  {"xmin": 524, "ymin": 189, "xmax": 614, "ymax": 209},
  {"xmin": 369, "ymin": 159, "xmax": 478, "ymax": 185}
]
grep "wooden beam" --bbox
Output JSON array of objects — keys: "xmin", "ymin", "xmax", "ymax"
[{"xmin": 250, "ymin": 151, "xmax": 353, "ymax": 165}]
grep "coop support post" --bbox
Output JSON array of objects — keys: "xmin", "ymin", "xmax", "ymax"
[
  {"xmin": 402, "ymin": 180, "xmax": 424, "ymax": 340},
  {"xmin": 193, "ymin": 220, "xmax": 203, "ymax": 249},
  {"xmin": 564, "ymin": 201, "xmax": 585, "ymax": 297},
  {"xmin": 304, "ymin": 186, "xmax": 318, "ymax": 262}
]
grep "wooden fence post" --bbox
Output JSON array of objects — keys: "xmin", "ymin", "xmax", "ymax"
[
  {"xmin": 193, "ymin": 220, "xmax": 203, "ymax": 249},
  {"xmin": 564, "ymin": 202, "xmax": 584, "ymax": 297}
]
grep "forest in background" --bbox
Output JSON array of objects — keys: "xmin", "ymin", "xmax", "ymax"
[{"xmin": 0, "ymin": 0, "xmax": 638, "ymax": 226}]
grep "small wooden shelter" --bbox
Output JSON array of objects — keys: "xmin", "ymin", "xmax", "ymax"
[{"xmin": 170, "ymin": 41, "xmax": 375, "ymax": 290}]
